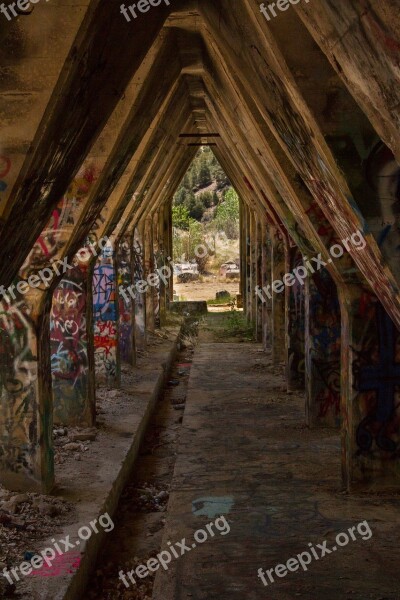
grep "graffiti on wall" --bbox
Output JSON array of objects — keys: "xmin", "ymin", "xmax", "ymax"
[
  {"xmin": 0, "ymin": 155, "xmax": 11, "ymax": 195},
  {"xmin": 288, "ymin": 248, "xmax": 305, "ymax": 388},
  {"xmin": 153, "ymin": 246, "xmax": 163, "ymax": 330},
  {"xmin": 152, "ymin": 215, "xmax": 162, "ymax": 329},
  {"xmin": 0, "ymin": 164, "xmax": 98, "ymax": 482},
  {"xmin": 309, "ymin": 270, "xmax": 341, "ymax": 426},
  {"xmin": 365, "ymin": 142, "xmax": 400, "ymax": 283},
  {"xmin": 272, "ymin": 229, "xmax": 286, "ymax": 357},
  {"xmin": 0, "ymin": 296, "xmax": 38, "ymax": 476},
  {"xmin": 117, "ymin": 235, "xmax": 134, "ymax": 364},
  {"xmin": 359, "ymin": 0, "xmax": 400, "ymax": 59},
  {"xmin": 50, "ymin": 267, "xmax": 90, "ymax": 425},
  {"xmin": 133, "ymin": 228, "xmax": 146, "ymax": 347},
  {"xmin": 353, "ymin": 293, "xmax": 400, "ymax": 456},
  {"xmin": 93, "ymin": 244, "xmax": 118, "ymax": 383},
  {"xmin": 305, "ymin": 201, "xmax": 339, "ymax": 249},
  {"xmin": 21, "ymin": 165, "xmax": 98, "ymax": 279}
]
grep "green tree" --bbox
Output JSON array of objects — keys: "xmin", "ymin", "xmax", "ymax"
[
  {"xmin": 190, "ymin": 165, "xmax": 199, "ymax": 189},
  {"xmin": 174, "ymin": 187, "xmax": 187, "ymax": 206},
  {"xmin": 189, "ymin": 199, "xmax": 205, "ymax": 221},
  {"xmin": 199, "ymin": 191, "xmax": 213, "ymax": 208},
  {"xmin": 199, "ymin": 157, "xmax": 211, "ymax": 187},
  {"xmin": 214, "ymin": 163, "xmax": 229, "ymax": 189},
  {"xmin": 188, "ymin": 219, "xmax": 210, "ymax": 272},
  {"xmin": 182, "ymin": 173, "xmax": 190, "ymax": 189},
  {"xmin": 172, "ymin": 204, "xmax": 190, "ymax": 230},
  {"xmin": 215, "ymin": 188, "xmax": 240, "ymax": 239}
]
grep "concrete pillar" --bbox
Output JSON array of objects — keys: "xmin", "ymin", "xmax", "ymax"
[
  {"xmin": 286, "ymin": 247, "xmax": 305, "ymax": 391},
  {"xmin": 144, "ymin": 217, "xmax": 155, "ymax": 333},
  {"xmin": 165, "ymin": 202, "xmax": 174, "ymax": 305},
  {"xmin": 92, "ymin": 242, "xmax": 120, "ymax": 386},
  {"xmin": 117, "ymin": 233, "xmax": 135, "ymax": 366},
  {"xmin": 158, "ymin": 205, "xmax": 170, "ymax": 323},
  {"xmin": 239, "ymin": 200, "xmax": 247, "ymax": 310},
  {"xmin": 0, "ymin": 288, "xmax": 54, "ymax": 492},
  {"xmin": 51, "ymin": 264, "xmax": 95, "ymax": 427},
  {"xmin": 245, "ymin": 205, "xmax": 252, "ymax": 320},
  {"xmin": 0, "ymin": 165, "xmax": 98, "ymax": 491},
  {"xmin": 271, "ymin": 227, "xmax": 287, "ymax": 365},
  {"xmin": 152, "ymin": 210, "xmax": 162, "ymax": 329},
  {"xmin": 249, "ymin": 210, "xmax": 257, "ymax": 325},
  {"xmin": 133, "ymin": 224, "xmax": 146, "ymax": 350},
  {"xmin": 341, "ymin": 284, "xmax": 400, "ymax": 491},
  {"xmin": 243, "ymin": 204, "xmax": 249, "ymax": 317},
  {"xmin": 261, "ymin": 224, "xmax": 272, "ymax": 350},
  {"xmin": 305, "ymin": 269, "xmax": 341, "ymax": 428},
  {"xmin": 255, "ymin": 217, "xmax": 263, "ymax": 341}
]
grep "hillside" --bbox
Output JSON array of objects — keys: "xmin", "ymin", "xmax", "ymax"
[{"xmin": 173, "ymin": 146, "xmax": 231, "ymax": 222}]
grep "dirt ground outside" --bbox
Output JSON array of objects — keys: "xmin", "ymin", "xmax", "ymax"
[{"xmin": 174, "ymin": 278, "xmax": 240, "ymax": 304}]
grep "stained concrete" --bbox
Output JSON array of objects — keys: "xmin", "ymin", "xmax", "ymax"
[{"xmin": 153, "ymin": 314, "xmax": 400, "ymax": 600}]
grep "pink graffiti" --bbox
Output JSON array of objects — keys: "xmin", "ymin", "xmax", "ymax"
[{"xmin": 28, "ymin": 551, "xmax": 81, "ymax": 578}]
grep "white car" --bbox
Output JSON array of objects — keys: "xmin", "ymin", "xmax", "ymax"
[{"xmin": 176, "ymin": 263, "xmax": 199, "ymax": 282}]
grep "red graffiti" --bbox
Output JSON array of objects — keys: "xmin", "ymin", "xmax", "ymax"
[
  {"xmin": 359, "ymin": 0, "xmax": 400, "ymax": 58},
  {"xmin": 94, "ymin": 337, "xmax": 117, "ymax": 356},
  {"xmin": 0, "ymin": 155, "xmax": 11, "ymax": 178},
  {"xmin": 305, "ymin": 202, "xmax": 338, "ymax": 247}
]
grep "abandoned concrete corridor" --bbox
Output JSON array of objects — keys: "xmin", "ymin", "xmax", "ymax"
[{"xmin": 1, "ymin": 0, "xmax": 400, "ymax": 598}]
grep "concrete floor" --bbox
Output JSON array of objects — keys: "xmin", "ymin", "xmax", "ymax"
[{"xmin": 153, "ymin": 314, "xmax": 400, "ymax": 600}]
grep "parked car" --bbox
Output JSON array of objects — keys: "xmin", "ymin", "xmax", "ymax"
[
  {"xmin": 176, "ymin": 262, "xmax": 199, "ymax": 283},
  {"xmin": 219, "ymin": 261, "xmax": 240, "ymax": 279}
]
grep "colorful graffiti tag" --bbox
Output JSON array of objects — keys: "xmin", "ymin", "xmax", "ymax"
[
  {"xmin": 117, "ymin": 235, "xmax": 134, "ymax": 364},
  {"xmin": 0, "ymin": 155, "xmax": 11, "ymax": 194},
  {"xmin": 133, "ymin": 227, "xmax": 146, "ymax": 349},
  {"xmin": 309, "ymin": 270, "xmax": 341, "ymax": 426},
  {"xmin": 353, "ymin": 295, "xmax": 400, "ymax": 456},
  {"xmin": 50, "ymin": 268, "xmax": 91, "ymax": 425},
  {"xmin": 93, "ymin": 245, "xmax": 119, "ymax": 383},
  {"xmin": 288, "ymin": 248, "xmax": 305, "ymax": 389},
  {"xmin": 0, "ymin": 296, "xmax": 38, "ymax": 477},
  {"xmin": 0, "ymin": 164, "xmax": 97, "ymax": 484},
  {"xmin": 365, "ymin": 142, "xmax": 400, "ymax": 283}
]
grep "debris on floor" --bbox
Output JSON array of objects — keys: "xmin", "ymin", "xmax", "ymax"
[{"xmin": 0, "ymin": 484, "xmax": 74, "ymax": 597}]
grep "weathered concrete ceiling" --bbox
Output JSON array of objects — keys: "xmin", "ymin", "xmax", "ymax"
[
  {"xmin": 292, "ymin": 0, "xmax": 400, "ymax": 162},
  {"xmin": 1, "ymin": 0, "xmax": 400, "ymax": 325}
]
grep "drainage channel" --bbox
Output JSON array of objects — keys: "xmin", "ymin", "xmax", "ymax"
[{"xmin": 85, "ymin": 318, "xmax": 199, "ymax": 600}]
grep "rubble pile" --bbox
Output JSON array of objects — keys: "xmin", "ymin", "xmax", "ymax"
[
  {"xmin": 120, "ymin": 482, "xmax": 169, "ymax": 513},
  {"xmin": 54, "ymin": 426, "xmax": 97, "ymax": 464}
]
